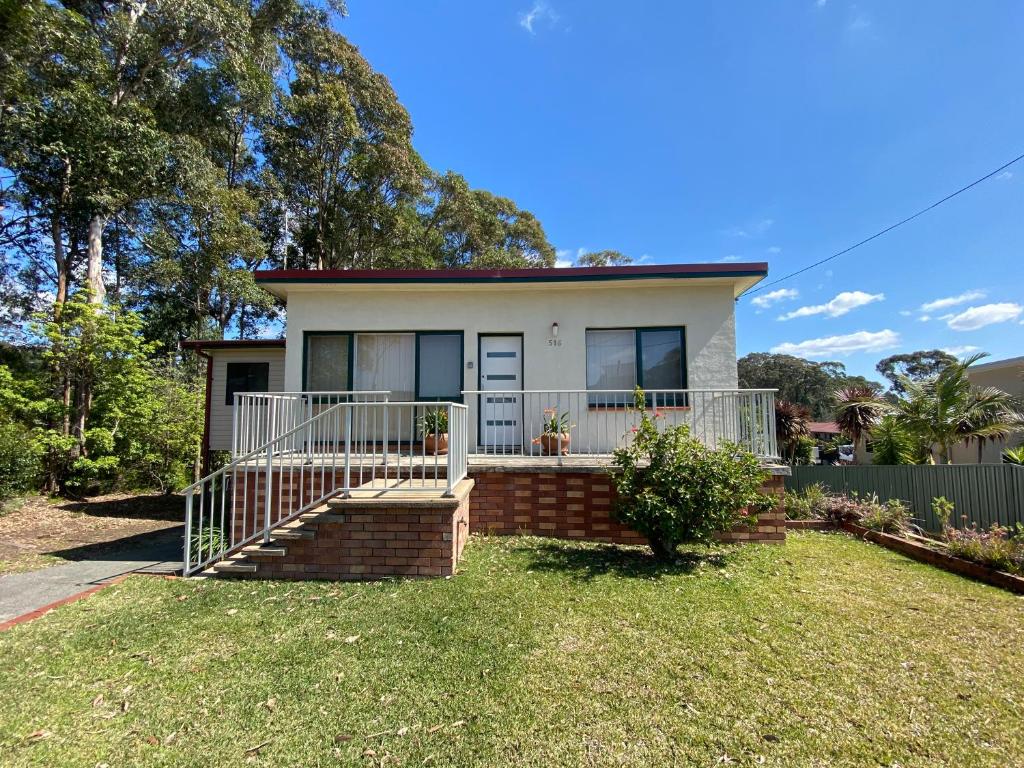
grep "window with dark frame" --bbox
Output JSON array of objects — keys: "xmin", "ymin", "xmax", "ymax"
[
  {"xmin": 303, "ymin": 331, "xmax": 463, "ymax": 401},
  {"xmin": 225, "ymin": 362, "xmax": 270, "ymax": 405},
  {"xmin": 585, "ymin": 328, "xmax": 686, "ymax": 406}
]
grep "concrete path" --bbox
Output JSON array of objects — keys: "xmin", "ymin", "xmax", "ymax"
[{"xmin": 0, "ymin": 526, "xmax": 182, "ymax": 624}]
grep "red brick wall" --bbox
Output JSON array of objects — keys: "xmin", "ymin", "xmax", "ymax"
[
  {"xmin": 250, "ymin": 491, "xmax": 471, "ymax": 580},
  {"xmin": 468, "ymin": 469, "xmax": 786, "ymax": 546}
]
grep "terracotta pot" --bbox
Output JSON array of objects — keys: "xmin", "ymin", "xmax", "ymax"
[
  {"xmin": 538, "ymin": 433, "xmax": 571, "ymax": 456},
  {"xmin": 424, "ymin": 433, "xmax": 449, "ymax": 455}
]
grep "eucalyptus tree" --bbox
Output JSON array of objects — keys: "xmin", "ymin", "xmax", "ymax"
[{"xmin": 576, "ymin": 250, "xmax": 633, "ymax": 267}]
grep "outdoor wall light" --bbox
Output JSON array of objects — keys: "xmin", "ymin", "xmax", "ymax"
[{"xmin": 551, "ymin": 322, "xmax": 559, "ymax": 337}]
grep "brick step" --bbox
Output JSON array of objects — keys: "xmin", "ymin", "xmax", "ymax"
[
  {"xmin": 211, "ymin": 558, "xmax": 258, "ymax": 574},
  {"xmin": 299, "ymin": 511, "xmax": 348, "ymax": 524},
  {"xmin": 270, "ymin": 527, "xmax": 315, "ymax": 541},
  {"xmin": 241, "ymin": 544, "xmax": 287, "ymax": 557}
]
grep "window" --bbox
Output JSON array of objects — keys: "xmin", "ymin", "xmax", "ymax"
[
  {"xmin": 354, "ymin": 333, "xmax": 415, "ymax": 401},
  {"xmin": 417, "ymin": 333, "xmax": 463, "ymax": 400},
  {"xmin": 225, "ymin": 362, "xmax": 270, "ymax": 405},
  {"xmin": 304, "ymin": 331, "xmax": 463, "ymax": 402},
  {"xmin": 585, "ymin": 328, "xmax": 686, "ymax": 405},
  {"xmin": 306, "ymin": 334, "xmax": 350, "ymax": 391}
]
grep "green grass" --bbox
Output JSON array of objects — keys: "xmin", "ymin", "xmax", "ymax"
[{"xmin": 1, "ymin": 532, "xmax": 1023, "ymax": 767}]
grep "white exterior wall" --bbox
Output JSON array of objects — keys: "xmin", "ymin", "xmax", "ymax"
[
  {"xmin": 207, "ymin": 348, "xmax": 286, "ymax": 451},
  {"xmin": 283, "ymin": 282, "xmax": 739, "ymax": 393},
  {"xmin": 951, "ymin": 359, "xmax": 1024, "ymax": 463}
]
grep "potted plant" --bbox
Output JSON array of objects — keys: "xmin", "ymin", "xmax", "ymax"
[
  {"xmin": 532, "ymin": 408, "xmax": 574, "ymax": 456},
  {"xmin": 419, "ymin": 407, "xmax": 449, "ymax": 455}
]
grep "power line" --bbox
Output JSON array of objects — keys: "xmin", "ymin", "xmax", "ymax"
[{"xmin": 742, "ymin": 151, "xmax": 1024, "ymax": 297}]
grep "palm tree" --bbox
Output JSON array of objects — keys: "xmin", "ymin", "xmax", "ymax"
[
  {"xmin": 893, "ymin": 353, "xmax": 1023, "ymax": 464},
  {"xmin": 775, "ymin": 400, "xmax": 811, "ymax": 464},
  {"xmin": 869, "ymin": 415, "xmax": 915, "ymax": 465},
  {"xmin": 833, "ymin": 385, "xmax": 888, "ymax": 463}
]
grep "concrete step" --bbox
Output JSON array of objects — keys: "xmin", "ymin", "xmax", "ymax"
[
  {"xmin": 241, "ymin": 544, "xmax": 287, "ymax": 557},
  {"xmin": 212, "ymin": 558, "xmax": 258, "ymax": 574}
]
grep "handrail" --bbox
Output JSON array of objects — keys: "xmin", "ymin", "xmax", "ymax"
[{"xmin": 184, "ymin": 399, "xmax": 469, "ymax": 575}]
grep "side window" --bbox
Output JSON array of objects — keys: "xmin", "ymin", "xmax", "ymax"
[{"xmin": 225, "ymin": 362, "xmax": 270, "ymax": 405}]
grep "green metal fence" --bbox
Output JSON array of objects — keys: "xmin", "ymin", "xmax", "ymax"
[{"xmin": 785, "ymin": 465, "xmax": 1024, "ymax": 532}]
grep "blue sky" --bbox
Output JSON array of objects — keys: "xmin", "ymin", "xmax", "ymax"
[{"xmin": 339, "ymin": 1, "xmax": 1023, "ymax": 380}]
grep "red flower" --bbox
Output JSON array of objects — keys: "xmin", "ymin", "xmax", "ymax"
[
  {"xmin": 630, "ymin": 427, "xmax": 638, "ymax": 433},
  {"xmin": 654, "ymin": 411, "xmax": 663, "ymax": 418}
]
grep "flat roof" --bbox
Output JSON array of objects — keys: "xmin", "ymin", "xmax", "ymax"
[
  {"xmin": 254, "ymin": 262, "xmax": 768, "ymax": 299},
  {"xmin": 181, "ymin": 339, "xmax": 285, "ymax": 351}
]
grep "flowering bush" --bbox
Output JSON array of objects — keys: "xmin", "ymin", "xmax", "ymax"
[
  {"xmin": 856, "ymin": 495, "xmax": 912, "ymax": 535},
  {"xmin": 783, "ymin": 485, "xmax": 911, "ymax": 533},
  {"xmin": 612, "ymin": 388, "xmax": 774, "ymax": 559},
  {"xmin": 938, "ymin": 498, "xmax": 1024, "ymax": 575}
]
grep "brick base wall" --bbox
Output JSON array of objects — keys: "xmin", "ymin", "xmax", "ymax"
[
  {"xmin": 250, "ymin": 483, "xmax": 472, "ymax": 580},
  {"xmin": 468, "ymin": 468, "xmax": 786, "ymax": 547}
]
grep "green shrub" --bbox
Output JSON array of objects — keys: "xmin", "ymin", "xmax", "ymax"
[
  {"xmin": 612, "ymin": 388, "xmax": 772, "ymax": 559},
  {"xmin": 0, "ymin": 421, "xmax": 42, "ymax": 500},
  {"xmin": 784, "ymin": 483, "xmax": 828, "ymax": 519}
]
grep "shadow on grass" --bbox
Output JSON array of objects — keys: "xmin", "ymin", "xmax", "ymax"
[{"xmin": 520, "ymin": 540, "xmax": 731, "ymax": 581}]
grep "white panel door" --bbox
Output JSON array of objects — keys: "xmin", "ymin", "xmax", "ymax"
[{"xmin": 479, "ymin": 336, "xmax": 523, "ymax": 450}]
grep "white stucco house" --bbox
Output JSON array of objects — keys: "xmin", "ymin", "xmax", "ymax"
[
  {"xmin": 181, "ymin": 262, "xmax": 789, "ymax": 578},
  {"xmin": 185, "ymin": 262, "xmax": 774, "ymax": 464}
]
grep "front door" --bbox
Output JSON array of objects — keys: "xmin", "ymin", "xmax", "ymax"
[{"xmin": 479, "ymin": 336, "xmax": 523, "ymax": 451}]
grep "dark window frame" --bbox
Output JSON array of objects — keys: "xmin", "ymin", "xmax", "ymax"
[
  {"xmin": 584, "ymin": 326, "xmax": 688, "ymax": 407},
  {"xmin": 225, "ymin": 362, "xmax": 271, "ymax": 405}
]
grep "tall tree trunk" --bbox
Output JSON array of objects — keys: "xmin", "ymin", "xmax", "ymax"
[{"xmin": 86, "ymin": 213, "xmax": 106, "ymax": 304}]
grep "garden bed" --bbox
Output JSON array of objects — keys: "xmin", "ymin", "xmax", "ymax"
[{"xmin": 841, "ymin": 521, "xmax": 1024, "ymax": 595}]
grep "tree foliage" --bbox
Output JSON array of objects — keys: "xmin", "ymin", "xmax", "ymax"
[
  {"xmin": 575, "ymin": 250, "xmax": 633, "ymax": 267},
  {"xmin": 876, "ymin": 350, "xmax": 956, "ymax": 395},
  {"xmin": 738, "ymin": 353, "xmax": 882, "ymax": 419}
]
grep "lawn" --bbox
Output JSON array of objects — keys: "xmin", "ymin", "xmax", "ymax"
[{"xmin": 1, "ymin": 532, "xmax": 1022, "ymax": 767}]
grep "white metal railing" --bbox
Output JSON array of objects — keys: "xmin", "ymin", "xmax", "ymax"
[
  {"xmin": 461, "ymin": 389, "xmax": 779, "ymax": 461},
  {"xmin": 184, "ymin": 400, "xmax": 468, "ymax": 575},
  {"xmin": 232, "ymin": 391, "xmax": 391, "ymax": 458}
]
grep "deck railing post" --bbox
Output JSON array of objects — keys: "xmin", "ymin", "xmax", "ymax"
[
  {"xmin": 183, "ymin": 488, "xmax": 193, "ymax": 573},
  {"xmin": 445, "ymin": 402, "xmax": 455, "ymax": 497},
  {"xmin": 343, "ymin": 406, "xmax": 352, "ymax": 498}
]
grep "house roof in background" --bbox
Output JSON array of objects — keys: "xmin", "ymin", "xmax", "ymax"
[
  {"xmin": 968, "ymin": 355, "xmax": 1024, "ymax": 373},
  {"xmin": 808, "ymin": 421, "xmax": 841, "ymax": 434},
  {"xmin": 253, "ymin": 262, "xmax": 768, "ymax": 299}
]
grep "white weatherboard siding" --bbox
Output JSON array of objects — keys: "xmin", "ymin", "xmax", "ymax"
[
  {"xmin": 284, "ymin": 283, "xmax": 738, "ymax": 392},
  {"xmin": 208, "ymin": 348, "xmax": 286, "ymax": 451}
]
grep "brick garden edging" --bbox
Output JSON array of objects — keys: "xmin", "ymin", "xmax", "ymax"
[{"xmin": 840, "ymin": 521, "xmax": 1024, "ymax": 594}]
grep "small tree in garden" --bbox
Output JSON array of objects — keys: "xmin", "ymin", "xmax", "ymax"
[
  {"xmin": 834, "ymin": 385, "xmax": 889, "ymax": 462},
  {"xmin": 775, "ymin": 399, "xmax": 811, "ymax": 465},
  {"xmin": 612, "ymin": 388, "xmax": 776, "ymax": 559}
]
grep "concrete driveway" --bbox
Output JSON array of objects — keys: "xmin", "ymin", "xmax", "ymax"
[{"xmin": 0, "ymin": 526, "xmax": 182, "ymax": 624}]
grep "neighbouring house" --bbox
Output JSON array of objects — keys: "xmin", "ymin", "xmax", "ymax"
[
  {"xmin": 952, "ymin": 355, "xmax": 1024, "ymax": 464},
  {"xmin": 182, "ymin": 262, "xmax": 787, "ymax": 580}
]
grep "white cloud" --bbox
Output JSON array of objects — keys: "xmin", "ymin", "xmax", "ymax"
[
  {"xmin": 554, "ymin": 259, "xmax": 573, "ymax": 268},
  {"xmin": 724, "ymin": 218, "xmax": 774, "ymax": 239},
  {"xmin": 946, "ymin": 302, "xmax": 1023, "ymax": 331},
  {"xmin": 778, "ymin": 290, "xmax": 884, "ymax": 321},
  {"xmin": 751, "ymin": 288, "xmax": 799, "ymax": 309},
  {"xmin": 771, "ymin": 330, "xmax": 900, "ymax": 359},
  {"xmin": 898, "ymin": 310, "xmax": 912, "ymax": 317},
  {"xmin": 919, "ymin": 290, "xmax": 986, "ymax": 313},
  {"xmin": 816, "ymin": 0, "xmax": 827, "ymax": 6},
  {"xmin": 942, "ymin": 345, "xmax": 981, "ymax": 357},
  {"xmin": 718, "ymin": 255, "xmax": 741, "ymax": 263},
  {"xmin": 519, "ymin": 2, "xmax": 558, "ymax": 34},
  {"xmin": 766, "ymin": 246, "xmax": 782, "ymax": 254},
  {"xmin": 918, "ymin": 315, "xmax": 931, "ymax": 322},
  {"xmin": 997, "ymin": 171, "xmax": 1014, "ymax": 180}
]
